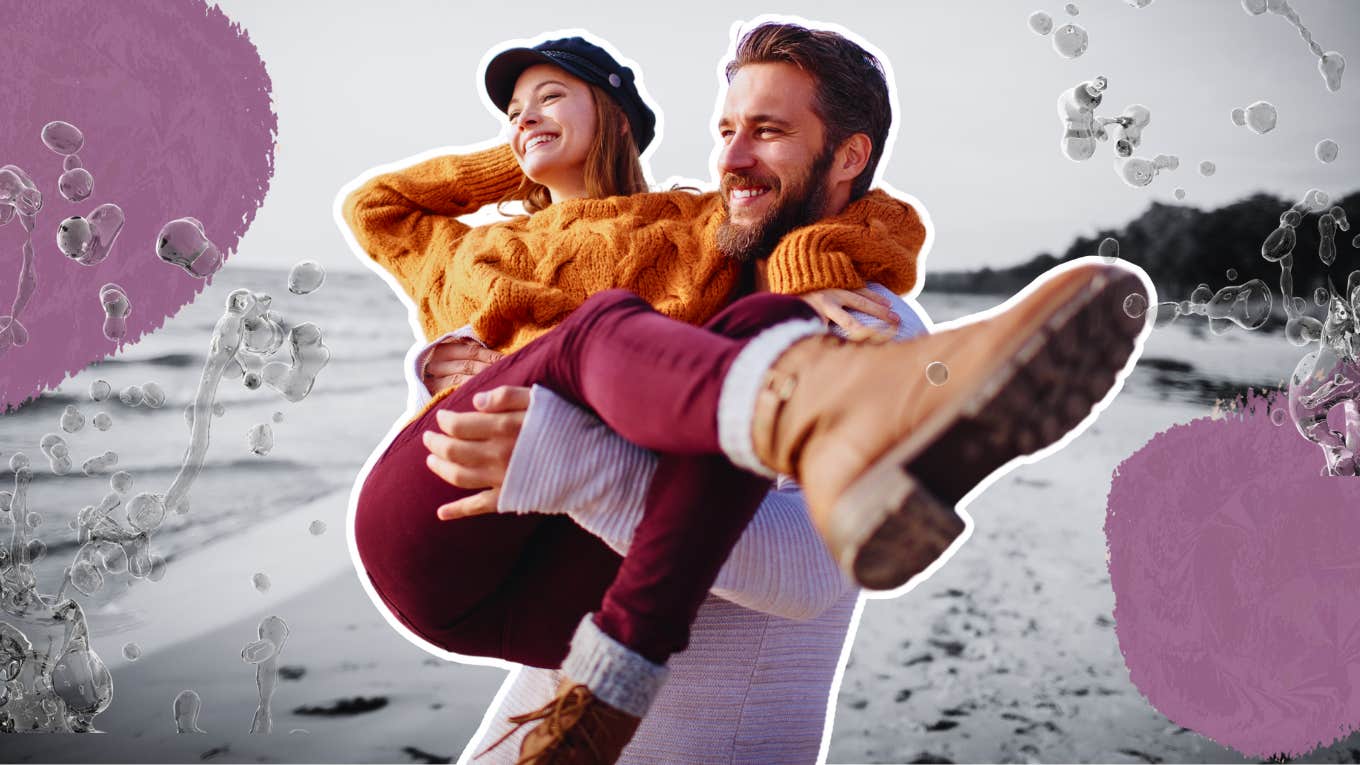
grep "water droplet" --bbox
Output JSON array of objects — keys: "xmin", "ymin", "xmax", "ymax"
[
  {"xmin": 92, "ymin": 412, "xmax": 112, "ymax": 431},
  {"xmin": 1230, "ymin": 107, "xmax": 1247, "ymax": 126},
  {"xmin": 1242, "ymin": 0, "xmax": 1268, "ymax": 15},
  {"xmin": 1243, "ymin": 101, "xmax": 1278, "ymax": 134},
  {"xmin": 1174, "ymin": 187, "xmax": 1186, "ymax": 201},
  {"xmin": 262, "ymin": 323, "xmax": 331, "ymax": 402},
  {"xmin": 1352, "ymin": 234, "xmax": 1360, "ymax": 248},
  {"xmin": 308, "ymin": 520, "xmax": 327, "ymax": 536},
  {"xmin": 287, "ymin": 260, "xmax": 326, "ymax": 295},
  {"xmin": 1315, "ymin": 286, "xmax": 1330, "ymax": 306},
  {"xmin": 141, "ymin": 381, "xmax": 166, "ymax": 409},
  {"xmin": 1052, "ymin": 23, "xmax": 1088, "ymax": 58},
  {"xmin": 40, "ymin": 121, "xmax": 84, "ymax": 155},
  {"xmin": 89, "ymin": 380, "xmax": 111, "ymax": 401},
  {"xmin": 1198, "ymin": 160, "xmax": 1216, "ymax": 177},
  {"xmin": 27, "ymin": 538, "xmax": 46, "ymax": 563},
  {"xmin": 122, "ymin": 642, "xmax": 141, "ymax": 661},
  {"xmin": 1315, "ymin": 139, "xmax": 1339, "ymax": 163},
  {"xmin": 173, "ymin": 689, "xmax": 206, "ymax": 733},
  {"xmin": 925, "ymin": 361, "xmax": 950, "ymax": 386},
  {"xmin": 81, "ymin": 450, "xmax": 118, "ymax": 476},
  {"xmin": 9, "ymin": 452, "xmax": 30, "ymax": 471},
  {"xmin": 1320, "ymin": 51, "xmax": 1345, "ymax": 92},
  {"xmin": 1065, "ymin": 3, "xmax": 1079, "ymax": 15},
  {"xmin": 1028, "ymin": 10, "xmax": 1054, "ymax": 36},
  {"xmin": 1226, "ymin": 268, "xmax": 1239, "ymax": 281},
  {"xmin": 248, "ymin": 424, "xmax": 274, "ymax": 456},
  {"xmin": 253, "ymin": 572, "xmax": 271, "ymax": 593},
  {"xmin": 272, "ymin": 411, "xmax": 284, "ymax": 423},
  {"xmin": 1123, "ymin": 293, "xmax": 1149, "ymax": 318},
  {"xmin": 119, "ymin": 385, "xmax": 144, "ymax": 407},
  {"xmin": 57, "ymin": 405, "xmax": 83, "ymax": 433},
  {"xmin": 127, "ymin": 493, "xmax": 166, "ymax": 533},
  {"xmin": 63, "ymin": 154, "xmax": 82, "ymax": 172},
  {"xmin": 70, "ymin": 561, "xmax": 103, "ymax": 595},
  {"xmin": 1098, "ymin": 237, "xmax": 1119, "ymax": 263},
  {"xmin": 241, "ymin": 639, "xmax": 277, "ymax": 665},
  {"xmin": 58, "ymin": 169, "xmax": 93, "ymax": 203},
  {"xmin": 57, "ymin": 216, "xmax": 93, "ymax": 261},
  {"xmin": 1116, "ymin": 157, "xmax": 1158, "ymax": 188},
  {"xmin": 155, "ymin": 218, "xmax": 222, "ymax": 278},
  {"xmin": 213, "ymin": 402, "xmax": 226, "ymax": 417},
  {"xmin": 100, "ymin": 283, "xmax": 131, "ymax": 341}
]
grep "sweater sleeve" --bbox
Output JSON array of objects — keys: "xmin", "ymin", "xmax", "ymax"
[
  {"xmin": 763, "ymin": 189, "xmax": 927, "ymax": 296},
  {"xmin": 498, "ymin": 386, "xmax": 852, "ymax": 620},
  {"xmin": 341, "ymin": 144, "xmax": 525, "ymax": 300}
]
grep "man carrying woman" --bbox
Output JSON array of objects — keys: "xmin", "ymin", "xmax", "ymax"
[{"xmin": 342, "ymin": 21, "xmax": 1150, "ymax": 764}]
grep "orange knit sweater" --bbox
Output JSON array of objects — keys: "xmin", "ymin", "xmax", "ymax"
[{"xmin": 343, "ymin": 144, "xmax": 926, "ymax": 354}]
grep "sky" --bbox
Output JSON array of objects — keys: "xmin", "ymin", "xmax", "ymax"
[{"xmin": 212, "ymin": 0, "xmax": 1360, "ymax": 276}]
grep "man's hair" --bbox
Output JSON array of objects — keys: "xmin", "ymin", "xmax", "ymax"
[
  {"xmin": 725, "ymin": 22, "xmax": 890, "ymax": 200},
  {"xmin": 515, "ymin": 82, "xmax": 649, "ymax": 213}
]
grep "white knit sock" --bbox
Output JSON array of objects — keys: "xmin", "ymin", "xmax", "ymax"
[
  {"xmin": 561, "ymin": 615, "xmax": 669, "ymax": 718},
  {"xmin": 716, "ymin": 318, "xmax": 827, "ymax": 479}
]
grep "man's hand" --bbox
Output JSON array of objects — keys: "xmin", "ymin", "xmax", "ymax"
[
  {"xmin": 421, "ymin": 385, "xmax": 531, "ymax": 521},
  {"xmin": 422, "ymin": 338, "xmax": 504, "ymax": 394},
  {"xmin": 800, "ymin": 287, "xmax": 900, "ymax": 341}
]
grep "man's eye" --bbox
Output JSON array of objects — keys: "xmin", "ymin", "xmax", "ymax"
[
  {"xmin": 508, "ymin": 112, "xmax": 520, "ymax": 123},
  {"xmin": 719, "ymin": 129, "xmax": 734, "ymax": 139},
  {"xmin": 757, "ymin": 127, "xmax": 780, "ymax": 137}
]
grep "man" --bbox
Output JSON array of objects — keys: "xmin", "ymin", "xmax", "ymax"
[{"xmin": 414, "ymin": 20, "xmax": 1148, "ymax": 765}]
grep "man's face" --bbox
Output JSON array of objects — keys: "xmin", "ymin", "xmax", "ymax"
[{"xmin": 715, "ymin": 62, "xmax": 835, "ymax": 262}]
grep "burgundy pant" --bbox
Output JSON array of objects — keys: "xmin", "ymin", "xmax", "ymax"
[{"xmin": 355, "ymin": 290, "xmax": 817, "ymax": 667}]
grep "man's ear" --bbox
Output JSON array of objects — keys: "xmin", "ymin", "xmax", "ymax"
[{"xmin": 831, "ymin": 133, "xmax": 872, "ymax": 186}]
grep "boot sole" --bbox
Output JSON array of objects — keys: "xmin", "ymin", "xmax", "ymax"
[{"xmin": 831, "ymin": 265, "xmax": 1148, "ymax": 591}]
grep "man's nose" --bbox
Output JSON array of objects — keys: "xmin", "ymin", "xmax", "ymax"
[{"xmin": 718, "ymin": 132, "xmax": 756, "ymax": 174}]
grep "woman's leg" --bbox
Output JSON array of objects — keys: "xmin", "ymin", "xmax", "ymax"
[
  {"xmin": 355, "ymin": 289, "xmax": 816, "ymax": 664},
  {"xmin": 591, "ymin": 293, "xmax": 819, "ymax": 663}
]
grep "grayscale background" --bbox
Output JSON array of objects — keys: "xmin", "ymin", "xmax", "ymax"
[{"xmin": 4, "ymin": 1, "xmax": 1360, "ymax": 763}]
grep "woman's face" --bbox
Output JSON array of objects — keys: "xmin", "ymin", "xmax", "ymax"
[{"xmin": 506, "ymin": 64, "xmax": 598, "ymax": 198}]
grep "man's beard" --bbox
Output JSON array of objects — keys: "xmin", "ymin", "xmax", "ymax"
[{"xmin": 716, "ymin": 143, "xmax": 836, "ymax": 263}]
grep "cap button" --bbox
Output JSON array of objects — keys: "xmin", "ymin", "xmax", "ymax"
[{"xmin": 608, "ymin": 73, "xmax": 622, "ymax": 87}]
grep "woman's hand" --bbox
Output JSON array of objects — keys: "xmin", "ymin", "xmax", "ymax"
[
  {"xmin": 421, "ymin": 385, "xmax": 532, "ymax": 521},
  {"xmin": 422, "ymin": 338, "xmax": 503, "ymax": 394},
  {"xmin": 800, "ymin": 287, "xmax": 900, "ymax": 341}
]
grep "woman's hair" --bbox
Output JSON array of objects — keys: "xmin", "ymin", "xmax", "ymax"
[{"xmin": 509, "ymin": 82, "xmax": 649, "ymax": 214}]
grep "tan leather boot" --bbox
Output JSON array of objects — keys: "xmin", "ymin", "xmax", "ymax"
[
  {"xmin": 497, "ymin": 680, "xmax": 640, "ymax": 765},
  {"xmin": 752, "ymin": 260, "xmax": 1149, "ymax": 590}
]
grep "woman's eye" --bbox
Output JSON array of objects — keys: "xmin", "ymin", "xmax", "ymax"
[
  {"xmin": 541, "ymin": 93, "xmax": 561, "ymax": 104},
  {"xmin": 508, "ymin": 111, "xmax": 520, "ymax": 123}
]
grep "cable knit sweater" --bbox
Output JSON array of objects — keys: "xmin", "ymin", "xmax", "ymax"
[{"xmin": 342, "ymin": 144, "xmax": 926, "ymax": 353}]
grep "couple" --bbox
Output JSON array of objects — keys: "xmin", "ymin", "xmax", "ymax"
[{"xmin": 341, "ymin": 19, "xmax": 1150, "ymax": 765}]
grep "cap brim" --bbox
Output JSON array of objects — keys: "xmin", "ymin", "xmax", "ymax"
[{"xmin": 483, "ymin": 48, "xmax": 557, "ymax": 112}]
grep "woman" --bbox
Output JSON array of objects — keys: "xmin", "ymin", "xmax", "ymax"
[{"xmin": 344, "ymin": 32, "xmax": 938, "ymax": 764}]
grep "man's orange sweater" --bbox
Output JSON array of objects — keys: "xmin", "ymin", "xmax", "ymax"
[{"xmin": 343, "ymin": 144, "xmax": 926, "ymax": 354}]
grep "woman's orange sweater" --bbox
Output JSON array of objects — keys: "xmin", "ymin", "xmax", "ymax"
[{"xmin": 343, "ymin": 144, "xmax": 926, "ymax": 354}]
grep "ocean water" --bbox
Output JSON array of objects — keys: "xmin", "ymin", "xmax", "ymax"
[{"xmin": 0, "ymin": 264, "xmax": 415, "ymax": 627}]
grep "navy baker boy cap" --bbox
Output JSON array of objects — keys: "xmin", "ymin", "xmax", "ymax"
[{"xmin": 484, "ymin": 36, "xmax": 657, "ymax": 153}]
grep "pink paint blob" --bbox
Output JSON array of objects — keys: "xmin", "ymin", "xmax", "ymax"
[
  {"xmin": 1108, "ymin": 391, "xmax": 1360, "ymax": 758},
  {"xmin": 0, "ymin": 0, "xmax": 276, "ymax": 411}
]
